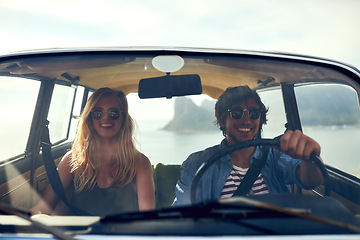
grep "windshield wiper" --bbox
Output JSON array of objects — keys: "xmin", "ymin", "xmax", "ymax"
[
  {"xmin": 221, "ymin": 197, "xmax": 360, "ymax": 233},
  {"xmin": 0, "ymin": 204, "xmax": 77, "ymax": 240},
  {"xmin": 101, "ymin": 196, "xmax": 360, "ymax": 234},
  {"xmin": 101, "ymin": 201, "xmax": 270, "ymax": 223},
  {"xmin": 101, "ymin": 201, "xmax": 280, "ymax": 234}
]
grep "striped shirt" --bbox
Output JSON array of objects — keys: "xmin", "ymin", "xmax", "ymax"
[{"xmin": 220, "ymin": 165, "xmax": 269, "ymax": 199}]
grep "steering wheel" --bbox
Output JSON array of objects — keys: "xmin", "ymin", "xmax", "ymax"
[{"xmin": 190, "ymin": 135, "xmax": 330, "ymax": 204}]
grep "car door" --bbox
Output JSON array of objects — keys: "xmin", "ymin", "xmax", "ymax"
[{"xmin": 0, "ymin": 75, "xmax": 87, "ymax": 211}]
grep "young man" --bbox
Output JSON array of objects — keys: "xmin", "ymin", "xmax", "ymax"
[{"xmin": 172, "ymin": 86, "xmax": 323, "ymax": 206}]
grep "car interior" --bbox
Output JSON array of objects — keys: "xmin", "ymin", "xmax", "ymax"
[{"xmin": 0, "ymin": 49, "xmax": 360, "ymax": 236}]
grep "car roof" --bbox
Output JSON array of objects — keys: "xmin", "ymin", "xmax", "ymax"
[{"xmin": 1, "ymin": 47, "xmax": 359, "ymax": 98}]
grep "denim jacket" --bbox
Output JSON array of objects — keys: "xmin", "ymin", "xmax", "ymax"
[{"xmin": 172, "ymin": 139, "xmax": 308, "ymax": 206}]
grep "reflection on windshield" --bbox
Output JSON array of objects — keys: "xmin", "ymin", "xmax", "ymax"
[{"xmin": 128, "ymin": 93, "xmax": 223, "ymax": 165}]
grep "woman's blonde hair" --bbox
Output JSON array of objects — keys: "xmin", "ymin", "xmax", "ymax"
[{"xmin": 70, "ymin": 87, "xmax": 137, "ymax": 191}]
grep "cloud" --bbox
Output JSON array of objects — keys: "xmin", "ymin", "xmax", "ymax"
[{"xmin": 0, "ymin": 0, "xmax": 359, "ymax": 68}]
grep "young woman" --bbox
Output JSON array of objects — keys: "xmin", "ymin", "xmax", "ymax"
[{"xmin": 32, "ymin": 88, "xmax": 155, "ymax": 216}]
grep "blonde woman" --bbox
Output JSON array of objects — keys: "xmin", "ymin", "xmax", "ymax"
[{"xmin": 32, "ymin": 88, "xmax": 155, "ymax": 216}]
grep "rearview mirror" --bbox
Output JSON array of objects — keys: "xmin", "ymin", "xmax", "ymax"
[{"xmin": 138, "ymin": 74, "xmax": 202, "ymax": 99}]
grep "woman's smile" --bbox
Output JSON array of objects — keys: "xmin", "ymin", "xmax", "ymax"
[
  {"xmin": 100, "ymin": 123, "xmax": 114, "ymax": 128},
  {"xmin": 92, "ymin": 95, "xmax": 123, "ymax": 139}
]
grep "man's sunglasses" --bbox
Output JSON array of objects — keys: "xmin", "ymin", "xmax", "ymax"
[
  {"xmin": 228, "ymin": 107, "xmax": 261, "ymax": 120},
  {"xmin": 91, "ymin": 109, "xmax": 121, "ymax": 120}
]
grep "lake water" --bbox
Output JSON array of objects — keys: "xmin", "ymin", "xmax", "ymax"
[
  {"xmin": 1, "ymin": 118, "xmax": 359, "ymax": 178},
  {"xmin": 134, "ymin": 119, "xmax": 224, "ymax": 165},
  {"xmin": 135, "ymin": 119, "xmax": 360, "ymax": 178}
]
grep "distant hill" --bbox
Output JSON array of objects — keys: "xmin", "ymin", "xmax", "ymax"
[
  {"xmin": 163, "ymin": 97, "xmax": 218, "ymax": 132},
  {"xmin": 296, "ymin": 85, "xmax": 360, "ymax": 126},
  {"xmin": 163, "ymin": 85, "xmax": 360, "ymax": 132}
]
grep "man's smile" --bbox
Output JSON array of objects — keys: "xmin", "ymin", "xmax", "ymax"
[{"xmin": 237, "ymin": 127, "xmax": 251, "ymax": 132}]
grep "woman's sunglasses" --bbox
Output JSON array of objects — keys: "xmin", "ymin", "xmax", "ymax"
[
  {"xmin": 91, "ymin": 109, "xmax": 121, "ymax": 120},
  {"xmin": 228, "ymin": 107, "xmax": 261, "ymax": 120}
]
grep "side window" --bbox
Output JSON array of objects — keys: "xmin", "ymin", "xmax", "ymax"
[
  {"xmin": 295, "ymin": 84, "xmax": 360, "ymax": 177},
  {"xmin": 47, "ymin": 83, "xmax": 76, "ymax": 144},
  {"xmin": 258, "ymin": 88, "xmax": 287, "ymax": 138},
  {"xmin": 68, "ymin": 86, "xmax": 85, "ymax": 140},
  {"xmin": 0, "ymin": 77, "xmax": 40, "ymax": 160}
]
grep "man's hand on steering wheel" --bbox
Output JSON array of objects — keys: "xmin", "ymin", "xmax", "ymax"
[
  {"xmin": 279, "ymin": 130, "xmax": 324, "ymax": 188},
  {"xmin": 280, "ymin": 130, "xmax": 321, "ymax": 162}
]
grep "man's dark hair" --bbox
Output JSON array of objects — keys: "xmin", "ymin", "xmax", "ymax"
[{"xmin": 215, "ymin": 85, "xmax": 268, "ymax": 137}]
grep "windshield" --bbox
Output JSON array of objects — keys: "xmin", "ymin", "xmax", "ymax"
[{"xmin": 0, "ymin": 50, "xmax": 359, "ymax": 238}]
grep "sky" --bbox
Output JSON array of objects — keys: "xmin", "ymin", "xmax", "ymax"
[
  {"xmin": 1, "ymin": 0, "xmax": 360, "ymax": 165},
  {"xmin": 0, "ymin": 0, "xmax": 360, "ymax": 69}
]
